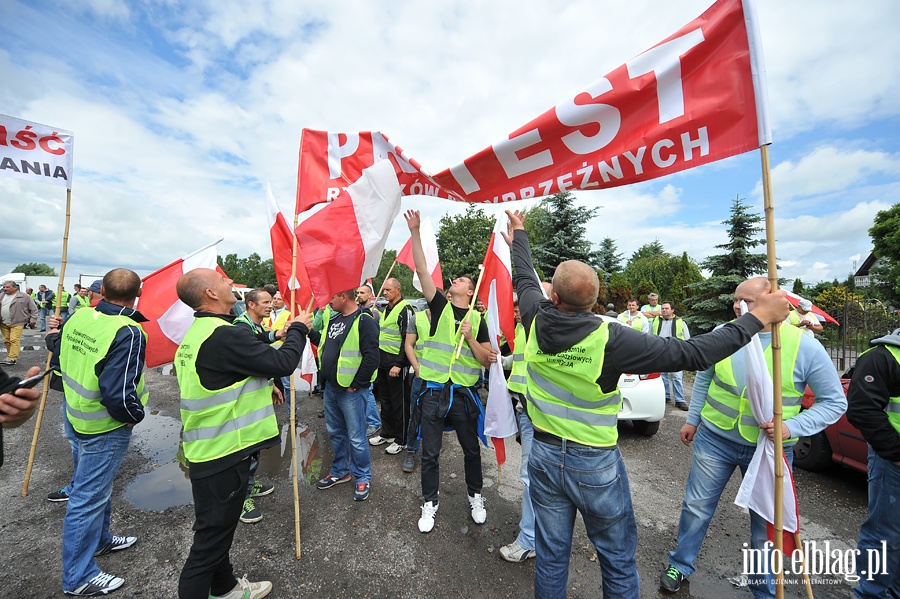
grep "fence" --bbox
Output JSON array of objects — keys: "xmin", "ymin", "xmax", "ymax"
[{"xmin": 819, "ymin": 300, "xmax": 900, "ymax": 374}]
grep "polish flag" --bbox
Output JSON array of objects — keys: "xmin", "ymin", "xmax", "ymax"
[
  {"xmin": 137, "ymin": 240, "xmax": 222, "ymax": 368},
  {"xmin": 480, "ymin": 214, "xmax": 518, "ymax": 465},
  {"xmin": 395, "ymin": 216, "xmax": 443, "ymax": 291},
  {"xmin": 296, "ymin": 161, "xmax": 402, "ymax": 308},
  {"xmin": 299, "ymin": 339, "xmax": 318, "ymax": 389},
  {"xmin": 267, "ymin": 182, "xmax": 314, "ymax": 312}
]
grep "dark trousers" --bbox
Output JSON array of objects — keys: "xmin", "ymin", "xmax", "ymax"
[
  {"xmin": 420, "ymin": 386, "xmax": 482, "ymax": 502},
  {"xmin": 377, "ymin": 364, "xmax": 409, "ymax": 445},
  {"xmin": 178, "ymin": 458, "xmax": 250, "ymax": 599}
]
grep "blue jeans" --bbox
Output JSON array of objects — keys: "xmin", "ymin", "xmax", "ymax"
[
  {"xmin": 62, "ymin": 423, "xmax": 133, "ymax": 591},
  {"xmin": 529, "ymin": 439, "xmax": 639, "ymax": 599},
  {"xmin": 322, "ymin": 382, "xmax": 372, "ymax": 484},
  {"xmin": 662, "ymin": 371, "xmax": 685, "ymax": 403},
  {"xmin": 365, "ymin": 386, "xmax": 380, "ymax": 429},
  {"xmin": 406, "ymin": 375, "xmax": 425, "ymax": 453},
  {"xmin": 515, "ymin": 409, "xmax": 535, "ymax": 551},
  {"xmin": 669, "ymin": 424, "xmax": 792, "ymax": 598},
  {"xmin": 854, "ymin": 448, "xmax": 900, "ymax": 598},
  {"xmin": 39, "ymin": 306, "xmax": 49, "ymax": 331},
  {"xmin": 62, "ymin": 400, "xmax": 78, "ymax": 495}
]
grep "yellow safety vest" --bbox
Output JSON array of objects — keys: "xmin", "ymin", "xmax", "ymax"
[
  {"xmin": 702, "ymin": 324, "xmax": 804, "ymax": 443},
  {"xmin": 176, "ymin": 318, "xmax": 277, "ymax": 463},
  {"xmin": 72, "ymin": 295, "xmax": 90, "ymax": 312},
  {"xmin": 379, "ymin": 299, "xmax": 411, "ymax": 355},
  {"xmin": 507, "ymin": 323, "xmax": 527, "ymax": 394},
  {"xmin": 413, "ymin": 310, "xmax": 430, "ymax": 360},
  {"xmin": 652, "ymin": 316, "xmax": 686, "ymax": 340},
  {"xmin": 525, "ymin": 318, "xmax": 620, "ymax": 447},
  {"xmin": 618, "ymin": 312, "xmax": 646, "ymax": 331},
  {"xmin": 318, "ymin": 311, "xmax": 377, "ymax": 386},
  {"xmin": 419, "ymin": 302, "xmax": 483, "ymax": 387},
  {"xmin": 859, "ymin": 345, "xmax": 900, "ymax": 434},
  {"xmin": 60, "ymin": 309, "xmax": 148, "ymax": 434}
]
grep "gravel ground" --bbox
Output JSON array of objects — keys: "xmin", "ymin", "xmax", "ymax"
[{"xmin": 0, "ymin": 330, "xmax": 869, "ymax": 598}]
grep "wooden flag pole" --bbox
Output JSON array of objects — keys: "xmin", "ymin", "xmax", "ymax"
[
  {"xmin": 375, "ymin": 260, "xmax": 397, "ymax": 300},
  {"xmin": 288, "ymin": 213, "xmax": 303, "ymax": 560},
  {"xmin": 761, "ymin": 144, "xmax": 787, "ymax": 598},
  {"xmin": 453, "ymin": 265, "xmax": 486, "ymax": 360},
  {"xmin": 23, "ymin": 187, "xmax": 72, "ymax": 496}
]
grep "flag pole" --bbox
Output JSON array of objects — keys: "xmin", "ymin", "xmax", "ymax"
[
  {"xmin": 760, "ymin": 144, "xmax": 787, "ymax": 597},
  {"xmin": 23, "ymin": 187, "xmax": 72, "ymax": 496},
  {"xmin": 288, "ymin": 213, "xmax": 303, "ymax": 560},
  {"xmin": 453, "ymin": 264, "xmax": 485, "ymax": 360},
  {"xmin": 375, "ymin": 260, "xmax": 398, "ymax": 300}
]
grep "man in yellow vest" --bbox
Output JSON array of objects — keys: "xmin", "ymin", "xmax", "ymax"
[
  {"xmin": 46, "ymin": 269, "xmax": 146, "ymax": 596},
  {"xmin": 310, "ymin": 288, "xmax": 379, "ymax": 502},
  {"xmin": 641, "ymin": 292, "xmax": 662, "ymax": 320},
  {"xmin": 847, "ymin": 327, "xmax": 900, "ymax": 597},
  {"xmin": 356, "ymin": 283, "xmax": 383, "ymax": 437},
  {"xmin": 617, "ymin": 298, "xmax": 650, "ymax": 333},
  {"xmin": 369, "ymin": 278, "xmax": 415, "ymax": 455},
  {"xmin": 402, "ymin": 306, "xmax": 431, "ymax": 473},
  {"xmin": 653, "ymin": 300, "xmax": 691, "ymax": 411},
  {"xmin": 174, "ymin": 268, "xmax": 310, "ymax": 599},
  {"xmin": 502, "ymin": 211, "xmax": 792, "ymax": 599},
  {"xmin": 660, "ymin": 277, "xmax": 846, "ymax": 596},
  {"xmin": 405, "ymin": 210, "xmax": 497, "ymax": 534}
]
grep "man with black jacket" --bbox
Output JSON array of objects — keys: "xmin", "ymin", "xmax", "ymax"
[
  {"xmin": 502, "ymin": 209, "xmax": 789, "ymax": 599},
  {"xmin": 174, "ymin": 268, "xmax": 310, "ymax": 599},
  {"xmin": 847, "ymin": 327, "xmax": 900, "ymax": 598}
]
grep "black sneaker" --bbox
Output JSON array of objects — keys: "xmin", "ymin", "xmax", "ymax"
[
  {"xmin": 65, "ymin": 571, "xmax": 124, "ymax": 596},
  {"xmin": 660, "ymin": 565, "xmax": 684, "ymax": 593},
  {"xmin": 47, "ymin": 488, "xmax": 69, "ymax": 502},
  {"xmin": 95, "ymin": 535, "xmax": 137, "ymax": 557},
  {"xmin": 353, "ymin": 482, "xmax": 370, "ymax": 501},
  {"xmin": 249, "ymin": 481, "xmax": 274, "ymax": 497},
  {"xmin": 675, "ymin": 402, "xmax": 689, "ymax": 411},
  {"xmin": 0, "ymin": 359, "xmax": 16, "ymax": 366},
  {"xmin": 316, "ymin": 472, "xmax": 351, "ymax": 490},
  {"xmin": 239, "ymin": 498, "xmax": 263, "ymax": 523}
]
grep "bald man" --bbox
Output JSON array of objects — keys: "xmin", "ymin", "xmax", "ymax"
[
  {"xmin": 369, "ymin": 278, "xmax": 414, "ymax": 455},
  {"xmin": 660, "ymin": 277, "xmax": 846, "ymax": 597},
  {"xmin": 174, "ymin": 268, "xmax": 310, "ymax": 599},
  {"xmin": 504, "ymin": 212, "xmax": 792, "ymax": 599}
]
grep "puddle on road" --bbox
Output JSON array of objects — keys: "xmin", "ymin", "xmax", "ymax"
[{"xmin": 125, "ymin": 413, "xmax": 323, "ymax": 511}]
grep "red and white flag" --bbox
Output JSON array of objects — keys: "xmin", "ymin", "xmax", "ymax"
[
  {"xmin": 734, "ymin": 302, "xmax": 800, "ymax": 553},
  {"xmin": 480, "ymin": 214, "xmax": 519, "ymax": 465},
  {"xmin": 296, "ymin": 161, "xmax": 402, "ymax": 308},
  {"xmin": 267, "ymin": 182, "xmax": 313, "ymax": 311},
  {"xmin": 137, "ymin": 240, "xmax": 222, "ymax": 368},
  {"xmin": 395, "ymin": 216, "xmax": 443, "ymax": 291},
  {"xmin": 299, "ymin": 339, "xmax": 318, "ymax": 390},
  {"xmin": 293, "ymin": 0, "xmax": 769, "ymax": 207}
]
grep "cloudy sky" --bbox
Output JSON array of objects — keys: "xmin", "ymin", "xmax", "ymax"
[{"xmin": 2, "ymin": 0, "xmax": 898, "ymax": 287}]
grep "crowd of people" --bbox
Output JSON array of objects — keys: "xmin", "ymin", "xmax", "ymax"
[{"xmin": 1, "ymin": 211, "xmax": 897, "ymax": 598}]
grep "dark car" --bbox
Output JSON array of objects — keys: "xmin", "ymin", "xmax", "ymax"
[{"xmin": 793, "ymin": 378, "xmax": 868, "ymax": 473}]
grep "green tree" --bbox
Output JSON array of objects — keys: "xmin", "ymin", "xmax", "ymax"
[
  {"xmin": 607, "ymin": 272, "xmax": 632, "ymax": 309},
  {"xmin": 869, "ymin": 203, "xmax": 900, "ymax": 304},
  {"xmin": 217, "ymin": 253, "xmax": 276, "ymax": 289},
  {"xmin": 684, "ymin": 196, "xmax": 768, "ymax": 333},
  {"xmin": 527, "ymin": 191, "xmax": 600, "ymax": 277},
  {"xmin": 622, "ymin": 243, "xmax": 703, "ymax": 311},
  {"xmin": 596, "ymin": 237, "xmax": 624, "ymax": 282},
  {"xmin": 13, "ymin": 262, "xmax": 56, "ymax": 276},
  {"xmin": 436, "ymin": 205, "xmax": 495, "ymax": 282},
  {"xmin": 371, "ymin": 250, "xmax": 421, "ymax": 299},
  {"xmin": 628, "ymin": 240, "xmax": 666, "ymax": 263},
  {"xmin": 792, "ymin": 278, "xmax": 805, "ymax": 295}
]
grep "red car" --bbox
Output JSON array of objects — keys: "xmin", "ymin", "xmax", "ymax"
[{"xmin": 792, "ymin": 379, "xmax": 868, "ymax": 473}]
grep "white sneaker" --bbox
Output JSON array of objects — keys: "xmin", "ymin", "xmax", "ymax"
[
  {"xmin": 368, "ymin": 435, "xmax": 394, "ymax": 447},
  {"xmin": 500, "ymin": 540, "xmax": 536, "ymax": 562},
  {"xmin": 418, "ymin": 501, "xmax": 439, "ymax": 533},
  {"xmin": 384, "ymin": 442, "xmax": 405, "ymax": 455},
  {"xmin": 468, "ymin": 493, "xmax": 486, "ymax": 524},
  {"xmin": 212, "ymin": 576, "xmax": 272, "ymax": 599},
  {"xmin": 65, "ymin": 572, "xmax": 124, "ymax": 596}
]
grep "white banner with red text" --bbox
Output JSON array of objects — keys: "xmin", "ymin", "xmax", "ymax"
[
  {"xmin": 0, "ymin": 114, "xmax": 74, "ymax": 189},
  {"xmin": 294, "ymin": 0, "xmax": 768, "ymax": 210}
]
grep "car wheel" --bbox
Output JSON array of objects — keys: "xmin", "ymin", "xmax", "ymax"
[
  {"xmin": 632, "ymin": 420, "xmax": 660, "ymax": 437},
  {"xmin": 793, "ymin": 432, "xmax": 833, "ymax": 471}
]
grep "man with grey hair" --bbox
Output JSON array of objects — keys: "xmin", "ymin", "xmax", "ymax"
[
  {"xmin": 787, "ymin": 298, "xmax": 823, "ymax": 337},
  {"xmin": 0, "ymin": 280, "xmax": 37, "ymax": 366},
  {"xmin": 641, "ymin": 292, "xmax": 662, "ymax": 320}
]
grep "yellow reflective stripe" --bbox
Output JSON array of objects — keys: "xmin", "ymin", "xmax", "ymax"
[
  {"xmin": 180, "ymin": 378, "xmax": 270, "ymax": 411},
  {"xmin": 380, "ymin": 339, "xmax": 402, "ymax": 348},
  {"xmin": 526, "ymin": 391, "xmax": 619, "ymax": 428},
  {"xmin": 527, "ymin": 366, "xmax": 620, "ymax": 410},
  {"xmin": 705, "ymin": 394, "xmax": 740, "ymax": 419},
  {"xmin": 380, "ymin": 325, "xmax": 402, "ymax": 335},
  {"xmin": 182, "ymin": 404, "xmax": 274, "ymax": 443},
  {"xmin": 419, "ymin": 358, "xmax": 449, "ymax": 374},
  {"xmin": 424, "ymin": 340, "xmax": 454, "ymax": 352},
  {"xmin": 711, "ymin": 373, "xmax": 742, "ymax": 397},
  {"xmin": 509, "ymin": 375, "xmax": 527, "ymax": 386},
  {"xmin": 66, "ymin": 404, "xmax": 111, "ymax": 421},
  {"xmin": 61, "ymin": 372, "xmax": 101, "ymax": 400}
]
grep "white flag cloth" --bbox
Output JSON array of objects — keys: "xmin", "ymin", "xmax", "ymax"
[
  {"xmin": 734, "ymin": 301, "xmax": 799, "ymax": 533},
  {"xmin": 483, "ymin": 278, "xmax": 518, "ymax": 440}
]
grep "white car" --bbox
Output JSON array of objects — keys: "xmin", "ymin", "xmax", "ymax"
[{"xmin": 600, "ymin": 315, "xmax": 666, "ymax": 436}]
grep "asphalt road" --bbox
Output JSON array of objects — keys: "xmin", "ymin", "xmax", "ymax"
[{"xmin": 0, "ymin": 328, "xmax": 869, "ymax": 598}]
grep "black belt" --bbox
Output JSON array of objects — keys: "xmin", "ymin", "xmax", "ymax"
[{"xmin": 533, "ymin": 430, "xmax": 607, "ymax": 450}]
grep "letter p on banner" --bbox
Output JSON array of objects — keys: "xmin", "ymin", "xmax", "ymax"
[{"xmin": 0, "ymin": 114, "xmax": 74, "ymax": 189}]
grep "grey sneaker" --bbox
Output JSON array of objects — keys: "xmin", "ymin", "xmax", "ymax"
[
  {"xmin": 250, "ymin": 481, "xmax": 274, "ymax": 497},
  {"xmin": 47, "ymin": 488, "xmax": 69, "ymax": 502},
  {"xmin": 94, "ymin": 535, "xmax": 137, "ymax": 557},
  {"xmin": 210, "ymin": 576, "xmax": 272, "ymax": 599},
  {"xmin": 402, "ymin": 453, "xmax": 417, "ymax": 473},
  {"xmin": 64, "ymin": 571, "xmax": 124, "ymax": 596},
  {"xmin": 499, "ymin": 540, "xmax": 535, "ymax": 562},
  {"xmin": 660, "ymin": 565, "xmax": 684, "ymax": 592}
]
